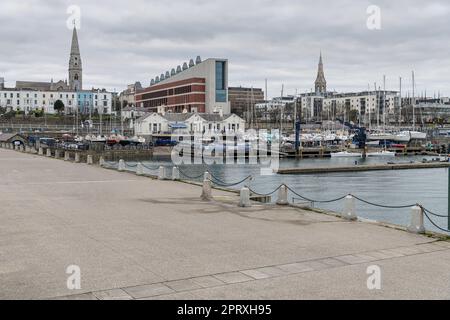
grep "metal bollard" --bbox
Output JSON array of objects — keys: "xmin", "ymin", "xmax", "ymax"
[
  {"xmin": 46, "ymin": 148, "xmax": 52, "ymax": 157},
  {"xmin": 158, "ymin": 166, "xmax": 166, "ymax": 180},
  {"xmin": 276, "ymin": 185, "xmax": 289, "ymax": 205},
  {"xmin": 118, "ymin": 159, "xmax": 125, "ymax": 171},
  {"xmin": 64, "ymin": 151, "xmax": 70, "ymax": 161},
  {"xmin": 204, "ymin": 171, "xmax": 211, "ymax": 181},
  {"xmin": 75, "ymin": 153, "xmax": 80, "ymax": 163},
  {"xmin": 38, "ymin": 147, "xmax": 44, "ymax": 155},
  {"xmin": 172, "ymin": 167, "xmax": 180, "ymax": 181},
  {"xmin": 86, "ymin": 155, "xmax": 93, "ymax": 165},
  {"xmin": 342, "ymin": 195, "xmax": 357, "ymax": 221},
  {"xmin": 408, "ymin": 205, "xmax": 425, "ymax": 234},
  {"xmin": 201, "ymin": 179, "xmax": 212, "ymax": 201},
  {"xmin": 99, "ymin": 156, "xmax": 105, "ymax": 167},
  {"xmin": 239, "ymin": 187, "xmax": 251, "ymax": 207}
]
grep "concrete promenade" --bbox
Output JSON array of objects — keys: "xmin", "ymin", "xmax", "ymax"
[{"xmin": 1, "ymin": 148, "xmax": 450, "ymax": 300}]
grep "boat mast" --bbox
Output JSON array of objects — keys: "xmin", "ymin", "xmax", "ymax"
[
  {"xmin": 399, "ymin": 76, "xmax": 402, "ymax": 127},
  {"xmin": 294, "ymin": 88, "xmax": 298, "ymax": 130},
  {"xmin": 412, "ymin": 71, "xmax": 415, "ymax": 130},
  {"xmin": 374, "ymin": 82, "xmax": 379, "ymax": 129},
  {"xmin": 383, "ymin": 75, "xmax": 386, "ymax": 133},
  {"xmin": 280, "ymin": 84, "xmax": 284, "ymax": 136},
  {"xmin": 368, "ymin": 84, "xmax": 371, "ymax": 131}
]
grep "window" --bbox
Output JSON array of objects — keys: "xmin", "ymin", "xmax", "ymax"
[{"xmin": 215, "ymin": 61, "xmax": 227, "ymax": 102}]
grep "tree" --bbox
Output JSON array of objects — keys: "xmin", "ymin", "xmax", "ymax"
[{"xmin": 54, "ymin": 100, "xmax": 65, "ymax": 114}]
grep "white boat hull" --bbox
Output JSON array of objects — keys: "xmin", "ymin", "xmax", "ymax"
[{"xmin": 331, "ymin": 152, "xmax": 362, "ymax": 158}]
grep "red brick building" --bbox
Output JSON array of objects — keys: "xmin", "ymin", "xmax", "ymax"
[{"xmin": 136, "ymin": 78, "xmax": 206, "ymax": 113}]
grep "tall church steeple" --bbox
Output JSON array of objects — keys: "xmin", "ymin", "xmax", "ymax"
[
  {"xmin": 314, "ymin": 52, "xmax": 326, "ymax": 95},
  {"xmin": 69, "ymin": 26, "xmax": 82, "ymax": 91}
]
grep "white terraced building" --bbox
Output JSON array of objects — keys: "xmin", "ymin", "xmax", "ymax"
[
  {"xmin": 0, "ymin": 83, "xmax": 113, "ymax": 115},
  {"xmin": 134, "ymin": 112, "xmax": 245, "ymax": 136},
  {"xmin": 297, "ymin": 91, "xmax": 400, "ymax": 122}
]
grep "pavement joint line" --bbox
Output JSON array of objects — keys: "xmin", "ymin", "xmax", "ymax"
[
  {"xmin": 52, "ymin": 241, "xmax": 450, "ymax": 300},
  {"xmin": 12, "ymin": 179, "xmax": 147, "ymax": 186}
]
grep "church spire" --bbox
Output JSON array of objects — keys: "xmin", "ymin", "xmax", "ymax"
[
  {"xmin": 68, "ymin": 26, "xmax": 82, "ymax": 91},
  {"xmin": 70, "ymin": 26, "xmax": 80, "ymax": 55},
  {"xmin": 315, "ymin": 52, "xmax": 327, "ymax": 95}
]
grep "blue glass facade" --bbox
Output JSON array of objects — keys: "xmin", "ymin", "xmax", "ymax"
[
  {"xmin": 215, "ymin": 61, "xmax": 227, "ymax": 103},
  {"xmin": 77, "ymin": 92, "xmax": 93, "ymax": 113}
]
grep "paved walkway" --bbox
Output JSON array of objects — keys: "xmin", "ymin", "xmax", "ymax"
[{"xmin": 1, "ymin": 148, "xmax": 449, "ymax": 299}]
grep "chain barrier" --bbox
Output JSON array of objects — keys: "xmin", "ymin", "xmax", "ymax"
[
  {"xmin": 420, "ymin": 207, "xmax": 449, "ymax": 218},
  {"xmin": 285, "ymin": 185, "xmax": 348, "ymax": 204},
  {"xmin": 178, "ymin": 168, "xmax": 205, "ymax": 180},
  {"xmin": 141, "ymin": 163, "xmax": 161, "ymax": 171},
  {"xmin": 209, "ymin": 171, "xmax": 252, "ymax": 188},
  {"xmin": 350, "ymin": 194, "xmax": 416, "ymax": 209},
  {"xmin": 247, "ymin": 185, "xmax": 284, "ymax": 197},
  {"xmin": 423, "ymin": 211, "xmax": 450, "ymax": 233},
  {"xmin": 124, "ymin": 162, "xmax": 138, "ymax": 168}
]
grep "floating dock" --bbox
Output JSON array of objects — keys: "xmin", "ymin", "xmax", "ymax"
[{"xmin": 276, "ymin": 161, "xmax": 450, "ymax": 175}]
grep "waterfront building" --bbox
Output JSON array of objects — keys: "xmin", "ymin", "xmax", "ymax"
[
  {"xmin": 135, "ymin": 57, "xmax": 230, "ymax": 115},
  {"xmin": 134, "ymin": 112, "xmax": 245, "ymax": 136},
  {"xmin": 119, "ymin": 82, "xmax": 143, "ymax": 109},
  {"xmin": 121, "ymin": 106, "xmax": 152, "ymax": 121},
  {"xmin": 228, "ymin": 86, "xmax": 265, "ymax": 119},
  {"xmin": 0, "ymin": 27, "xmax": 114, "ymax": 115},
  {"xmin": 320, "ymin": 91, "xmax": 400, "ymax": 123},
  {"xmin": 255, "ymin": 96, "xmax": 296, "ymax": 121}
]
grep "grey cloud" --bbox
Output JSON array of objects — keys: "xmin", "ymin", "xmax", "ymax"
[{"xmin": 0, "ymin": 0, "xmax": 448, "ymax": 98}]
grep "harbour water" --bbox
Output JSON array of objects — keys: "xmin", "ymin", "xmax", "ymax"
[{"xmin": 122, "ymin": 155, "xmax": 449, "ymax": 234}]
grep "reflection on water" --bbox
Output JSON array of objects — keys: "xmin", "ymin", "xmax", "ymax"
[{"xmin": 133, "ymin": 155, "xmax": 449, "ymax": 234}]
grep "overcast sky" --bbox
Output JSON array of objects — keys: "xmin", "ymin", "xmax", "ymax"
[{"xmin": 0, "ymin": 0, "xmax": 449, "ymax": 98}]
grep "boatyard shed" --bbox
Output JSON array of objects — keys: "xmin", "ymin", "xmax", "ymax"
[{"xmin": 0, "ymin": 133, "xmax": 27, "ymax": 145}]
